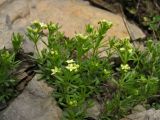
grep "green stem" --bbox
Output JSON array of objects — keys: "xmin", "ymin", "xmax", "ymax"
[{"xmin": 35, "ymin": 44, "xmax": 41, "ymax": 58}]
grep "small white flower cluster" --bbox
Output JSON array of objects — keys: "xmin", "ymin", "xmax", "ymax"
[
  {"xmin": 27, "ymin": 26, "xmax": 39, "ymax": 33},
  {"xmin": 121, "ymin": 64, "xmax": 130, "ymax": 72},
  {"xmin": 75, "ymin": 33, "xmax": 88, "ymax": 40},
  {"xmin": 119, "ymin": 37, "xmax": 133, "ymax": 54},
  {"xmin": 51, "ymin": 59, "xmax": 79, "ymax": 75},
  {"xmin": 66, "ymin": 59, "xmax": 79, "ymax": 72},
  {"xmin": 99, "ymin": 19, "xmax": 112, "ymax": 27},
  {"xmin": 32, "ymin": 20, "xmax": 47, "ymax": 29}
]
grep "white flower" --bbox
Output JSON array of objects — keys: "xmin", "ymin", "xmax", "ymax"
[
  {"xmin": 121, "ymin": 64, "xmax": 130, "ymax": 72},
  {"xmin": 120, "ymin": 48, "xmax": 125, "ymax": 52},
  {"xmin": 39, "ymin": 22, "xmax": 47, "ymax": 28},
  {"xmin": 128, "ymin": 48, "xmax": 133, "ymax": 53},
  {"xmin": 120, "ymin": 47, "xmax": 133, "ymax": 53},
  {"xmin": 68, "ymin": 100, "xmax": 77, "ymax": 106},
  {"xmin": 66, "ymin": 59, "xmax": 79, "ymax": 72},
  {"xmin": 99, "ymin": 19, "xmax": 112, "ymax": 27},
  {"xmin": 66, "ymin": 59, "xmax": 75, "ymax": 64},
  {"xmin": 76, "ymin": 34, "xmax": 88, "ymax": 39},
  {"xmin": 27, "ymin": 26, "xmax": 38, "ymax": 33},
  {"xmin": 51, "ymin": 66, "xmax": 61, "ymax": 75},
  {"xmin": 51, "ymin": 50, "xmax": 58, "ymax": 55},
  {"xmin": 32, "ymin": 20, "xmax": 47, "ymax": 29},
  {"xmin": 66, "ymin": 63, "xmax": 79, "ymax": 72}
]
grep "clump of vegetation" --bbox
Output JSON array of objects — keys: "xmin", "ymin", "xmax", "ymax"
[
  {"xmin": 1, "ymin": 19, "xmax": 160, "ymax": 119},
  {"xmin": 0, "ymin": 50, "xmax": 18, "ymax": 103},
  {"xmin": 101, "ymin": 38, "xmax": 160, "ymax": 119},
  {"xmin": 24, "ymin": 20, "xmax": 160, "ymax": 119},
  {"xmin": 0, "ymin": 33, "xmax": 23, "ymax": 104},
  {"xmin": 120, "ymin": 1, "xmax": 160, "ymax": 41},
  {"xmin": 118, "ymin": 0, "xmax": 160, "ymax": 27},
  {"xmin": 26, "ymin": 20, "xmax": 113, "ymax": 119},
  {"xmin": 149, "ymin": 15, "xmax": 160, "ymax": 41}
]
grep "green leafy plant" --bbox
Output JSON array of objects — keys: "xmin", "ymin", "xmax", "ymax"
[
  {"xmin": 149, "ymin": 15, "xmax": 160, "ymax": 41},
  {"xmin": 0, "ymin": 49, "xmax": 19, "ymax": 102},
  {"xmin": 25, "ymin": 20, "xmax": 112, "ymax": 119},
  {"xmin": 102, "ymin": 38, "xmax": 160, "ymax": 119},
  {"xmin": 5, "ymin": 19, "xmax": 160, "ymax": 120},
  {"xmin": 12, "ymin": 33, "xmax": 24, "ymax": 53}
]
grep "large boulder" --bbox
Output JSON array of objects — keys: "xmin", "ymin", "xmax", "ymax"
[
  {"xmin": 0, "ymin": 75, "xmax": 62, "ymax": 120},
  {"xmin": 0, "ymin": 0, "xmax": 129, "ymax": 51}
]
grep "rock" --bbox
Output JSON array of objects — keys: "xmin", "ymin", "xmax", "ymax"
[
  {"xmin": 121, "ymin": 109, "xmax": 160, "ymax": 120},
  {"xmin": 32, "ymin": 0, "xmax": 129, "ymax": 38},
  {"xmin": 144, "ymin": 109, "xmax": 160, "ymax": 120},
  {"xmin": 1, "ymin": 0, "xmax": 30, "ymax": 24},
  {"xmin": 88, "ymin": 0, "xmax": 119, "ymax": 13},
  {"xmin": 0, "ymin": 74, "xmax": 62, "ymax": 120},
  {"xmin": 86, "ymin": 100, "xmax": 101, "ymax": 119},
  {"xmin": 0, "ymin": 102, "xmax": 7, "ymax": 111},
  {"xmin": 30, "ymin": 0, "xmax": 129, "ymax": 52},
  {"xmin": 126, "ymin": 21, "xmax": 146, "ymax": 41},
  {"xmin": 132, "ymin": 104, "xmax": 146, "ymax": 114},
  {"xmin": 133, "ymin": 41, "xmax": 145, "ymax": 51},
  {"xmin": 0, "ymin": 30, "xmax": 13, "ymax": 49},
  {"xmin": 0, "ymin": 0, "xmax": 129, "ymax": 52},
  {"xmin": 22, "ymin": 39, "xmax": 35, "ymax": 53},
  {"xmin": 0, "ymin": 0, "xmax": 30, "ymax": 49},
  {"xmin": 0, "ymin": 0, "xmax": 6, "ymax": 7}
]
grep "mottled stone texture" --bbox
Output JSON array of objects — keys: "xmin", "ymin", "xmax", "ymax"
[{"xmin": 0, "ymin": 75, "xmax": 62, "ymax": 120}]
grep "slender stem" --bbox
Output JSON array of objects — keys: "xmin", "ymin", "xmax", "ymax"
[
  {"xmin": 41, "ymin": 40, "xmax": 48, "ymax": 47},
  {"xmin": 35, "ymin": 43, "xmax": 41, "ymax": 58}
]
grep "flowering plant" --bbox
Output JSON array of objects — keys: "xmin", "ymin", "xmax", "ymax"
[{"xmin": 7, "ymin": 19, "xmax": 160, "ymax": 119}]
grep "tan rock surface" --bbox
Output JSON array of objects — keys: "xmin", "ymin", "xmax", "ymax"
[
  {"xmin": 29, "ymin": 0, "xmax": 128, "ymax": 38},
  {"xmin": 0, "ymin": 0, "xmax": 129, "ymax": 51}
]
